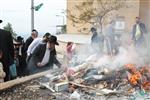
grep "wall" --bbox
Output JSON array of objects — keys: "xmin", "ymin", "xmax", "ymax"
[
  {"xmin": 139, "ymin": 0, "xmax": 150, "ymax": 32},
  {"xmin": 67, "ymin": 0, "xmax": 140, "ymax": 34}
]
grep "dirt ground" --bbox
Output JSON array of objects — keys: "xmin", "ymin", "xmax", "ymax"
[{"xmin": 0, "ymin": 77, "xmax": 71, "ymax": 100}]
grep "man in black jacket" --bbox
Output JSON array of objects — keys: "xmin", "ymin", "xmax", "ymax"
[
  {"xmin": 27, "ymin": 35, "xmax": 62, "ymax": 74},
  {"xmin": 91, "ymin": 27, "xmax": 104, "ymax": 54},
  {"xmin": 0, "ymin": 19, "xmax": 14, "ymax": 81},
  {"xmin": 131, "ymin": 17, "xmax": 147, "ymax": 48},
  {"xmin": 24, "ymin": 29, "xmax": 38, "ymax": 52}
]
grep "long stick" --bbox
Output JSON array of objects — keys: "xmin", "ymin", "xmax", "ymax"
[{"xmin": 0, "ymin": 70, "xmax": 50, "ymax": 90}]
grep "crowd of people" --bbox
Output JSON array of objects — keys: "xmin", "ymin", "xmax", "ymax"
[
  {"xmin": 91, "ymin": 17, "xmax": 147, "ymax": 56},
  {"xmin": 0, "ymin": 16, "xmax": 148, "ymax": 82},
  {"xmin": 0, "ymin": 20, "xmax": 64, "ymax": 82}
]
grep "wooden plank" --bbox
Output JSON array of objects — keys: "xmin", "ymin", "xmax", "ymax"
[
  {"xmin": 69, "ymin": 82, "xmax": 96, "ymax": 90},
  {"xmin": 0, "ymin": 70, "xmax": 50, "ymax": 90}
]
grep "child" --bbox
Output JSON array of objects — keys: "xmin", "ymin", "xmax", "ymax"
[
  {"xmin": 65, "ymin": 42, "xmax": 76, "ymax": 67},
  {"xmin": 0, "ymin": 62, "xmax": 6, "ymax": 83}
]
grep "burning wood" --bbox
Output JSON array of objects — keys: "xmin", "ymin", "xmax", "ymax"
[{"xmin": 125, "ymin": 64, "xmax": 150, "ymax": 92}]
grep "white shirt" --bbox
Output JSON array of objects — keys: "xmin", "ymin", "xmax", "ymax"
[
  {"xmin": 27, "ymin": 38, "xmax": 43, "ymax": 56},
  {"xmin": 40, "ymin": 46, "xmax": 51, "ymax": 66}
]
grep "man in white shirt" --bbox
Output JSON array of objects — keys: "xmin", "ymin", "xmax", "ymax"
[{"xmin": 26, "ymin": 33, "xmax": 51, "ymax": 62}]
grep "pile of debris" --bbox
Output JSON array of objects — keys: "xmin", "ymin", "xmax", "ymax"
[
  {"xmin": 1, "ymin": 63, "xmax": 150, "ymax": 100},
  {"xmin": 39, "ymin": 61, "xmax": 150, "ymax": 99},
  {"xmin": 1, "ymin": 53, "xmax": 150, "ymax": 99}
]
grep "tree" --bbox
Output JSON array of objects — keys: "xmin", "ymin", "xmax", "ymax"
[
  {"xmin": 68, "ymin": 0, "xmax": 127, "ymax": 33},
  {"xmin": 3, "ymin": 23, "xmax": 17, "ymax": 39}
]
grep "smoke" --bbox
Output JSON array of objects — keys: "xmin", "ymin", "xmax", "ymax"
[{"xmin": 71, "ymin": 32, "xmax": 150, "ymax": 69}]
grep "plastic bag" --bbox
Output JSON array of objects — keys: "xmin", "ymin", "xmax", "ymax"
[{"xmin": 9, "ymin": 63, "xmax": 17, "ymax": 78}]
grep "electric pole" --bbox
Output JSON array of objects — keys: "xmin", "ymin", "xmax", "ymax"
[{"xmin": 31, "ymin": 0, "xmax": 34, "ymax": 32}]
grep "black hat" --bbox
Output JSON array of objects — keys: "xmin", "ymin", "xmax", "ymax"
[
  {"xmin": 48, "ymin": 35, "xmax": 59, "ymax": 45},
  {"xmin": 43, "ymin": 32, "xmax": 51, "ymax": 38},
  {"xmin": 90, "ymin": 27, "xmax": 97, "ymax": 32},
  {"xmin": 13, "ymin": 36, "xmax": 23, "ymax": 45},
  {"xmin": 0, "ymin": 20, "xmax": 2, "ymax": 23}
]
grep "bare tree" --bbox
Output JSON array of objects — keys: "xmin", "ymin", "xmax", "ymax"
[{"xmin": 68, "ymin": 0, "xmax": 127, "ymax": 33}]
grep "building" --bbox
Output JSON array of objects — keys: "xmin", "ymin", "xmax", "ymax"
[{"xmin": 67, "ymin": 0, "xmax": 150, "ymax": 34}]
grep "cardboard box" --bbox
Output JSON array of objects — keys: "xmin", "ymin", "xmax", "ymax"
[{"xmin": 54, "ymin": 81, "xmax": 69, "ymax": 92}]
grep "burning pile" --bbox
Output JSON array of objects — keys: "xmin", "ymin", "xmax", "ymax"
[
  {"xmin": 44, "ymin": 62, "xmax": 150, "ymax": 98},
  {"xmin": 125, "ymin": 64, "xmax": 150, "ymax": 92},
  {"xmin": 41, "ymin": 46, "xmax": 150, "ymax": 99}
]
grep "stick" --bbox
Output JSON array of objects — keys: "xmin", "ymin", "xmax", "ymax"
[
  {"xmin": 40, "ymin": 82, "xmax": 55, "ymax": 92},
  {"xmin": 0, "ymin": 70, "xmax": 50, "ymax": 90},
  {"xmin": 69, "ymin": 82, "xmax": 96, "ymax": 90}
]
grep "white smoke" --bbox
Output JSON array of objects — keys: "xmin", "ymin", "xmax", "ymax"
[{"xmin": 72, "ymin": 32, "xmax": 150, "ymax": 70}]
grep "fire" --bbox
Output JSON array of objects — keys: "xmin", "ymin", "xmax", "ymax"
[
  {"xmin": 125, "ymin": 64, "xmax": 150, "ymax": 92},
  {"xmin": 125, "ymin": 64, "xmax": 137, "ymax": 73},
  {"xmin": 125, "ymin": 64, "xmax": 141, "ymax": 86},
  {"xmin": 128, "ymin": 71, "xmax": 141, "ymax": 85}
]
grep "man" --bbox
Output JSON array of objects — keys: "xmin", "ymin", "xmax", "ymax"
[
  {"xmin": 24, "ymin": 29, "xmax": 38, "ymax": 52},
  {"xmin": 26, "ymin": 32, "xmax": 51, "ymax": 62},
  {"xmin": 132, "ymin": 17, "xmax": 147, "ymax": 48},
  {"xmin": 91, "ymin": 27, "xmax": 104, "ymax": 54},
  {"xmin": 104, "ymin": 20, "xmax": 118, "ymax": 55},
  {"xmin": 27, "ymin": 35, "xmax": 62, "ymax": 74},
  {"xmin": 0, "ymin": 19, "xmax": 14, "ymax": 81},
  {"xmin": 13, "ymin": 36, "xmax": 27, "ymax": 76}
]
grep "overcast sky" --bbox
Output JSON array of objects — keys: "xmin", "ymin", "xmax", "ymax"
[{"xmin": 0, "ymin": 0, "xmax": 66, "ymax": 37}]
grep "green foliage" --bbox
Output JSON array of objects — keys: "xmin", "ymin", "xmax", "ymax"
[{"xmin": 3, "ymin": 23, "xmax": 17, "ymax": 39}]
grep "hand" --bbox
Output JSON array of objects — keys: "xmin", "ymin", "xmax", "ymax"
[
  {"xmin": 37, "ymin": 62, "xmax": 44, "ymax": 67},
  {"xmin": 66, "ymin": 68, "xmax": 75, "ymax": 76}
]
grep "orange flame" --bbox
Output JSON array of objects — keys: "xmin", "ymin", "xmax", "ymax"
[
  {"xmin": 128, "ymin": 72, "xmax": 141, "ymax": 85},
  {"xmin": 125, "ymin": 64, "xmax": 150, "ymax": 92},
  {"xmin": 125, "ymin": 64, "xmax": 141, "ymax": 85}
]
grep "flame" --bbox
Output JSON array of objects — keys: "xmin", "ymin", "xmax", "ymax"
[
  {"xmin": 125, "ymin": 64, "xmax": 141, "ymax": 85},
  {"xmin": 125, "ymin": 64, "xmax": 150, "ymax": 92},
  {"xmin": 125, "ymin": 64, "xmax": 137, "ymax": 73},
  {"xmin": 128, "ymin": 71, "xmax": 141, "ymax": 85}
]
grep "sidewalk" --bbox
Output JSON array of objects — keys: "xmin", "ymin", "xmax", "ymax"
[
  {"xmin": 56, "ymin": 34, "xmax": 91, "ymax": 44},
  {"xmin": 56, "ymin": 34, "xmax": 91, "ymax": 55}
]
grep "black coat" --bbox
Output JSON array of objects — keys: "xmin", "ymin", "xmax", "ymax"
[
  {"xmin": 27, "ymin": 43, "xmax": 61, "ymax": 74},
  {"xmin": 0, "ymin": 29, "xmax": 14, "ymax": 81},
  {"xmin": 132, "ymin": 23, "xmax": 147, "ymax": 41},
  {"xmin": 24, "ymin": 36, "xmax": 34, "ymax": 52}
]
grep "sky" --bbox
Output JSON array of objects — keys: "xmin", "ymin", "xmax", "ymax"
[{"xmin": 0, "ymin": 0, "xmax": 66, "ymax": 38}]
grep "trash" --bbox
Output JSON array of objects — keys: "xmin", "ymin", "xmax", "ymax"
[
  {"xmin": 54, "ymin": 81, "xmax": 69, "ymax": 92},
  {"xmin": 40, "ymin": 82, "xmax": 55, "ymax": 92},
  {"xmin": 82, "ymin": 68, "xmax": 98, "ymax": 79},
  {"xmin": 70, "ymin": 91, "xmax": 80, "ymax": 100},
  {"xmin": 129, "ymin": 90, "xmax": 150, "ymax": 100},
  {"xmin": 25, "ymin": 85, "xmax": 40, "ymax": 90},
  {"xmin": 99, "ymin": 88, "xmax": 116, "ymax": 94}
]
